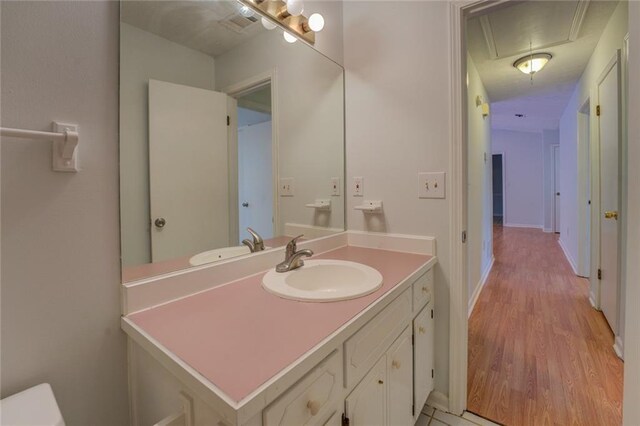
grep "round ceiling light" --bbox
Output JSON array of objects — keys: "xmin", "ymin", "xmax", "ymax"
[{"xmin": 513, "ymin": 53, "xmax": 552, "ymax": 75}]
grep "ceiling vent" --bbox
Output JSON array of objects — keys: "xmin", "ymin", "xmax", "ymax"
[{"xmin": 222, "ymin": 14, "xmax": 258, "ymax": 33}]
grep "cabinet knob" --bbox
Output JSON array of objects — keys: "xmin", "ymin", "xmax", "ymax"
[
  {"xmin": 392, "ymin": 360, "xmax": 401, "ymax": 369},
  {"xmin": 307, "ymin": 400, "xmax": 321, "ymax": 416},
  {"xmin": 419, "ymin": 326, "xmax": 426, "ymax": 334},
  {"xmin": 378, "ymin": 379, "xmax": 384, "ymax": 385}
]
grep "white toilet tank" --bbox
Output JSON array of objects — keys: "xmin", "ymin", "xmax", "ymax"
[{"xmin": 0, "ymin": 383, "xmax": 65, "ymax": 426}]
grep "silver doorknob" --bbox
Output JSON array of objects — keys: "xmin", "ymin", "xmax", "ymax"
[
  {"xmin": 154, "ymin": 218, "xmax": 166, "ymax": 228},
  {"xmin": 242, "ymin": 202, "xmax": 249, "ymax": 208}
]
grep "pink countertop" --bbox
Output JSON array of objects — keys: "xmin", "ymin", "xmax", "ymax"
[
  {"xmin": 122, "ymin": 236, "xmax": 295, "ymax": 283},
  {"xmin": 127, "ymin": 246, "xmax": 431, "ymax": 403}
]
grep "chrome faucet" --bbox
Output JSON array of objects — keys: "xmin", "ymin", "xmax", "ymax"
[
  {"xmin": 276, "ymin": 235, "xmax": 313, "ymax": 272},
  {"xmin": 242, "ymin": 227, "xmax": 265, "ymax": 253}
]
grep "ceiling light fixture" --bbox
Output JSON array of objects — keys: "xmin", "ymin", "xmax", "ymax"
[{"xmin": 513, "ymin": 53, "xmax": 552, "ymax": 76}]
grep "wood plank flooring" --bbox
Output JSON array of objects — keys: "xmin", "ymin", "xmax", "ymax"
[{"xmin": 467, "ymin": 226, "xmax": 623, "ymax": 426}]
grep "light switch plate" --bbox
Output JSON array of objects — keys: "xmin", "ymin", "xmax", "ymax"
[
  {"xmin": 353, "ymin": 176, "xmax": 363, "ymax": 196},
  {"xmin": 331, "ymin": 177, "xmax": 340, "ymax": 196},
  {"xmin": 418, "ymin": 172, "xmax": 446, "ymax": 199},
  {"xmin": 279, "ymin": 178, "xmax": 295, "ymax": 196}
]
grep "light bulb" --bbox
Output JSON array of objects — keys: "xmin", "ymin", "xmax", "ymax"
[
  {"xmin": 283, "ymin": 31, "xmax": 297, "ymax": 43},
  {"xmin": 286, "ymin": 0, "xmax": 304, "ymax": 16},
  {"xmin": 239, "ymin": 5, "xmax": 254, "ymax": 17},
  {"xmin": 308, "ymin": 13, "xmax": 324, "ymax": 32},
  {"xmin": 261, "ymin": 17, "xmax": 277, "ymax": 30}
]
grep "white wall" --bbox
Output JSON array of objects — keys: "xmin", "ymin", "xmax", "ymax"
[
  {"xmin": 343, "ymin": 0, "xmax": 451, "ymax": 396},
  {"xmin": 492, "ymin": 129, "xmax": 544, "ymax": 228},
  {"xmin": 120, "ymin": 23, "xmax": 216, "ymax": 267},
  {"xmin": 623, "ymin": 2, "xmax": 640, "ymax": 424},
  {"xmin": 215, "ymin": 29, "xmax": 345, "ymax": 235},
  {"xmin": 559, "ymin": 87, "xmax": 580, "ymax": 270},
  {"xmin": 0, "ymin": 2, "xmax": 128, "ymax": 424},
  {"xmin": 466, "ymin": 55, "xmax": 493, "ymax": 310}
]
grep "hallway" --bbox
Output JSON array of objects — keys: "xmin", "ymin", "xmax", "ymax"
[{"xmin": 467, "ymin": 226, "xmax": 623, "ymax": 425}]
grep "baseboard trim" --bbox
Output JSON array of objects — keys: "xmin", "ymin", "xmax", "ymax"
[
  {"xmin": 614, "ymin": 336, "xmax": 624, "ymax": 360},
  {"xmin": 558, "ymin": 238, "xmax": 578, "ymax": 275},
  {"xmin": 468, "ymin": 257, "xmax": 494, "ymax": 318},
  {"xmin": 503, "ymin": 223, "xmax": 543, "ymax": 229},
  {"xmin": 543, "ymin": 227, "xmax": 553, "ymax": 233},
  {"xmin": 426, "ymin": 391, "xmax": 449, "ymax": 413},
  {"xmin": 589, "ymin": 290, "xmax": 598, "ymax": 309}
]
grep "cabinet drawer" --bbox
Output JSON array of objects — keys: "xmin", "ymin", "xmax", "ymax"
[
  {"xmin": 412, "ymin": 269, "xmax": 433, "ymax": 313},
  {"xmin": 264, "ymin": 350, "xmax": 342, "ymax": 426},
  {"xmin": 344, "ymin": 288, "xmax": 412, "ymax": 388}
]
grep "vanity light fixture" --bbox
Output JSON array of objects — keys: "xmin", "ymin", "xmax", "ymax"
[
  {"xmin": 285, "ymin": 0, "xmax": 304, "ymax": 16},
  {"xmin": 513, "ymin": 53, "xmax": 552, "ymax": 75},
  {"xmin": 306, "ymin": 13, "xmax": 325, "ymax": 32},
  {"xmin": 240, "ymin": 0, "xmax": 323, "ymax": 44},
  {"xmin": 283, "ymin": 31, "xmax": 297, "ymax": 43},
  {"xmin": 261, "ymin": 16, "xmax": 277, "ymax": 30}
]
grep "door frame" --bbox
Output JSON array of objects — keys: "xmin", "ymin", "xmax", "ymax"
[
  {"xmin": 552, "ymin": 144, "xmax": 560, "ymax": 233},
  {"xmin": 491, "ymin": 152, "xmax": 506, "ymax": 224},
  {"xmin": 577, "ymin": 98, "xmax": 591, "ymax": 278},
  {"xmin": 223, "ymin": 69, "xmax": 280, "ymax": 241},
  {"xmin": 590, "ymin": 51, "xmax": 620, "ymax": 312}
]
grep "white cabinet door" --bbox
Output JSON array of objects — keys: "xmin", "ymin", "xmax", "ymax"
[
  {"xmin": 345, "ymin": 356, "xmax": 387, "ymax": 426},
  {"xmin": 413, "ymin": 304, "xmax": 434, "ymax": 421},
  {"xmin": 387, "ymin": 327, "xmax": 413, "ymax": 426}
]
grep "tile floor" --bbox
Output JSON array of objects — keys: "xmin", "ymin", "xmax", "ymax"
[{"xmin": 415, "ymin": 405, "xmax": 501, "ymax": 426}]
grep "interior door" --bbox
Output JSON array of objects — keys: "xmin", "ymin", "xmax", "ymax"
[
  {"xmin": 553, "ymin": 145, "xmax": 561, "ymax": 233},
  {"xmin": 237, "ymin": 120, "xmax": 274, "ymax": 242},
  {"xmin": 149, "ymin": 79, "xmax": 230, "ymax": 262},
  {"xmin": 597, "ymin": 55, "xmax": 620, "ymax": 334},
  {"xmin": 345, "ymin": 356, "xmax": 387, "ymax": 426}
]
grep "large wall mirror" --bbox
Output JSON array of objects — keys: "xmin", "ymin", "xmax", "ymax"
[{"xmin": 119, "ymin": 1, "xmax": 345, "ymax": 282}]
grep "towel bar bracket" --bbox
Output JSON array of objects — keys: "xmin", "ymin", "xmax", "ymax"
[{"xmin": 52, "ymin": 122, "xmax": 79, "ymax": 172}]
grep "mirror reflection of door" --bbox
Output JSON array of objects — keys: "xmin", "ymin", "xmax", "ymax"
[
  {"xmin": 492, "ymin": 154, "xmax": 504, "ymax": 226},
  {"xmin": 149, "ymin": 80, "xmax": 231, "ymax": 263},
  {"xmin": 237, "ymin": 85, "xmax": 274, "ymax": 242}
]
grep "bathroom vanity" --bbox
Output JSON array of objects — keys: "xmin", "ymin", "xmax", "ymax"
[{"xmin": 121, "ymin": 235, "xmax": 436, "ymax": 426}]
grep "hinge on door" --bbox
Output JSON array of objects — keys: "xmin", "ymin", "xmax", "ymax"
[
  {"xmin": 341, "ymin": 413, "xmax": 350, "ymax": 426},
  {"xmin": 227, "ymin": 115, "xmax": 230, "ymax": 126},
  {"xmin": 596, "ymin": 105, "xmax": 601, "ymax": 116},
  {"xmin": 431, "ymin": 309, "xmax": 434, "ymax": 319},
  {"xmin": 462, "ymin": 230, "xmax": 467, "ymax": 243},
  {"xmin": 598, "ymin": 268, "xmax": 602, "ymax": 280},
  {"xmin": 432, "ymin": 369, "xmax": 434, "ymax": 378}
]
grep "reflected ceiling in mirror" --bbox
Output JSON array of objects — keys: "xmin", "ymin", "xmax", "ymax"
[{"xmin": 119, "ymin": 1, "xmax": 345, "ymax": 282}]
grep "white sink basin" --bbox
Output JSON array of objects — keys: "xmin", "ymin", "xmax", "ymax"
[
  {"xmin": 262, "ymin": 260, "xmax": 383, "ymax": 302},
  {"xmin": 189, "ymin": 246, "xmax": 270, "ymax": 266}
]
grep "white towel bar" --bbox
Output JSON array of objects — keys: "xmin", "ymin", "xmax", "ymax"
[{"xmin": 0, "ymin": 122, "xmax": 79, "ymax": 172}]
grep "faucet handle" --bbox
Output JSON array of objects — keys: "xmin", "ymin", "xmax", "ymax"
[{"xmin": 286, "ymin": 234, "xmax": 304, "ymax": 254}]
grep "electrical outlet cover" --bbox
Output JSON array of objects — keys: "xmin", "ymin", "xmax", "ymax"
[
  {"xmin": 353, "ymin": 176, "xmax": 363, "ymax": 196},
  {"xmin": 331, "ymin": 177, "xmax": 340, "ymax": 196}
]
